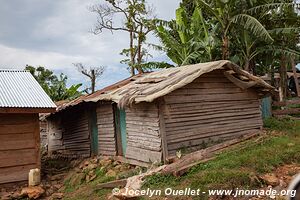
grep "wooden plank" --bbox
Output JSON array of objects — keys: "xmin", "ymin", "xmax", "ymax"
[
  {"xmin": 272, "ymin": 108, "xmax": 300, "ymax": 115},
  {"xmin": 0, "ymin": 123, "xmax": 36, "ymax": 134},
  {"xmin": 0, "ymin": 107, "xmax": 55, "ymax": 114},
  {"xmin": 165, "ymin": 92, "xmax": 258, "ymax": 104},
  {"xmin": 125, "ymin": 146, "xmax": 162, "ymax": 163},
  {"xmin": 273, "ymin": 99, "xmax": 300, "ymax": 107},
  {"xmin": 158, "ymin": 99, "xmax": 168, "ymax": 164},
  {"xmin": 0, "ymin": 149, "xmax": 37, "ymax": 168},
  {"xmin": 165, "ymin": 111, "xmax": 261, "ymax": 127},
  {"xmin": 291, "ymin": 57, "xmax": 300, "ymax": 97},
  {"xmin": 0, "ymin": 164, "xmax": 37, "ymax": 184},
  {"xmin": 0, "ymin": 133, "xmax": 35, "ymax": 150},
  {"xmin": 165, "ymin": 106, "xmax": 259, "ymax": 120},
  {"xmin": 0, "ymin": 113, "xmax": 36, "ymax": 125}
]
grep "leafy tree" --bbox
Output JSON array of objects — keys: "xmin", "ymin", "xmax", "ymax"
[
  {"xmin": 155, "ymin": 6, "xmax": 216, "ymax": 66},
  {"xmin": 44, "ymin": 74, "xmax": 82, "ymax": 101},
  {"xmin": 196, "ymin": 0, "xmax": 273, "ymax": 60},
  {"xmin": 25, "ymin": 65, "xmax": 57, "ymax": 92},
  {"xmin": 90, "ymin": 0, "xmax": 156, "ymax": 75},
  {"xmin": 25, "ymin": 65, "xmax": 83, "ymax": 101}
]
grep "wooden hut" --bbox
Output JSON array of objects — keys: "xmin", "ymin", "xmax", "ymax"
[
  {"xmin": 47, "ymin": 60, "xmax": 273, "ymax": 166},
  {"xmin": 0, "ymin": 70, "xmax": 56, "ymax": 184}
]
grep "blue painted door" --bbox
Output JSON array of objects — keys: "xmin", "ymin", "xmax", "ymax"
[{"xmin": 119, "ymin": 109, "xmax": 127, "ymax": 154}]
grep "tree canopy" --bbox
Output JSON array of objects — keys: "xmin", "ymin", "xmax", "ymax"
[{"xmin": 25, "ymin": 65, "xmax": 83, "ymax": 101}]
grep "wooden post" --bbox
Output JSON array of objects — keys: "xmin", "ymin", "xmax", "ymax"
[
  {"xmin": 158, "ymin": 98, "xmax": 168, "ymax": 164},
  {"xmin": 291, "ymin": 57, "xmax": 300, "ymax": 97}
]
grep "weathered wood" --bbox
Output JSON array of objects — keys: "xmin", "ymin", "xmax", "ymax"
[
  {"xmin": 0, "ymin": 107, "xmax": 55, "ymax": 114},
  {"xmin": 158, "ymin": 99, "xmax": 168, "ymax": 164},
  {"xmin": 291, "ymin": 57, "xmax": 300, "ymax": 97},
  {"xmin": 125, "ymin": 146, "xmax": 162, "ymax": 163},
  {"xmin": 272, "ymin": 108, "xmax": 300, "ymax": 115},
  {"xmin": 273, "ymin": 99, "xmax": 300, "ymax": 107},
  {"xmin": 162, "ymin": 132, "xmax": 258, "ymax": 175},
  {"xmin": 0, "ymin": 113, "xmax": 40, "ymax": 184},
  {"xmin": 97, "ymin": 103, "xmax": 117, "ymax": 156}
]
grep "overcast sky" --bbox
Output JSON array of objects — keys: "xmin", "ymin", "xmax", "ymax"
[{"xmin": 0, "ymin": 0, "xmax": 180, "ymax": 89}]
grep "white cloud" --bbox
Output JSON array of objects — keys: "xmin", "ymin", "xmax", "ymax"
[{"xmin": 0, "ymin": 0, "xmax": 180, "ymax": 89}]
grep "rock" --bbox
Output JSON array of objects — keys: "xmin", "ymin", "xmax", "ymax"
[
  {"xmin": 260, "ymin": 174, "xmax": 279, "ymax": 186},
  {"xmin": 88, "ymin": 163, "xmax": 98, "ymax": 170},
  {"xmin": 89, "ymin": 174, "xmax": 97, "ymax": 182},
  {"xmin": 21, "ymin": 186, "xmax": 45, "ymax": 199},
  {"xmin": 99, "ymin": 159, "xmax": 112, "ymax": 167},
  {"xmin": 50, "ymin": 192, "xmax": 64, "ymax": 199},
  {"xmin": 11, "ymin": 191, "xmax": 23, "ymax": 199},
  {"xmin": 79, "ymin": 160, "xmax": 90, "ymax": 169},
  {"xmin": 70, "ymin": 173, "xmax": 85, "ymax": 187},
  {"xmin": 112, "ymin": 161, "xmax": 120, "ymax": 166},
  {"xmin": 50, "ymin": 173, "xmax": 65, "ymax": 181},
  {"xmin": 90, "ymin": 158, "xmax": 98, "ymax": 164},
  {"xmin": 0, "ymin": 192, "xmax": 11, "ymax": 200},
  {"xmin": 53, "ymin": 184, "xmax": 63, "ymax": 190},
  {"xmin": 106, "ymin": 169, "xmax": 117, "ymax": 177}
]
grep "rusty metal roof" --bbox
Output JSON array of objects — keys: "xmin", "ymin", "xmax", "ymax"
[{"xmin": 0, "ymin": 70, "xmax": 57, "ymax": 108}]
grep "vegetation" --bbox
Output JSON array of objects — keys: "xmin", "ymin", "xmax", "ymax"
[
  {"xmin": 73, "ymin": 63, "xmax": 105, "ymax": 94},
  {"xmin": 142, "ymin": 117, "xmax": 300, "ymax": 199},
  {"xmin": 90, "ymin": 0, "xmax": 157, "ymax": 75},
  {"xmin": 25, "ymin": 65, "xmax": 82, "ymax": 101},
  {"xmin": 60, "ymin": 117, "xmax": 300, "ymax": 200}
]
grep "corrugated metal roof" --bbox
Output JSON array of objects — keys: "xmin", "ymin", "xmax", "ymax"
[{"xmin": 0, "ymin": 70, "xmax": 57, "ymax": 108}]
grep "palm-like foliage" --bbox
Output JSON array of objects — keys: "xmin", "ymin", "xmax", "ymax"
[
  {"xmin": 156, "ymin": 6, "xmax": 216, "ymax": 66},
  {"xmin": 196, "ymin": 0, "xmax": 273, "ymax": 59},
  {"xmin": 44, "ymin": 74, "xmax": 83, "ymax": 101}
]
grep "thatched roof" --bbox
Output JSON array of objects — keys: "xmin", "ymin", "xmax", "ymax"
[{"xmin": 85, "ymin": 60, "xmax": 274, "ymax": 108}]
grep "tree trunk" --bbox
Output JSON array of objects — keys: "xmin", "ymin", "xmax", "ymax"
[
  {"xmin": 291, "ymin": 56, "xmax": 300, "ymax": 97},
  {"xmin": 279, "ymin": 55, "xmax": 287, "ymax": 100},
  {"xmin": 222, "ymin": 35, "xmax": 229, "ymax": 60},
  {"xmin": 244, "ymin": 59, "xmax": 250, "ymax": 72},
  {"xmin": 91, "ymin": 70, "xmax": 96, "ymax": 94},
  {"xmin": 129, "ymin": 30, "xmax": 135, "ymax": 76},
  {"xmin": 137, "ymin": 31, "xmax": 143, "ymax": 74}
]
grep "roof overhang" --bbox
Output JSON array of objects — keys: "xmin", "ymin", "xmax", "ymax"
[{"xmin": 0, "ymin": 107, "xmax": 56, "ymax": 114}]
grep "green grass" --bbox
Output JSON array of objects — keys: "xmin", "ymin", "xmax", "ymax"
[
  {"xmin": 63, "ymin": 117, "xmax": 300, "ymax": 200},
  {"xmin": 142, "ymin": 117, "xmax": 300, "ymax": 199}
]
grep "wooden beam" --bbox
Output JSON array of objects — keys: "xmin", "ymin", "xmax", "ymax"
[
  {"xmin": 291, "ymin": 57, "xmax": 300, "ymax": 97},
  {"xmin": 273, "ymin": 99, "xmax": 300, "ymax": 107},
  {"xmin": 0, "ymin": 107, "xmax": 56, "ymax": 114},
  {"xmin": 224, "ymin": 71, "xmax": 256, "ymax": 90},
  {"xmin": 158, "ymin": 98, "xmax": 168, "ymax": 164},
  {"xmin": 272, "ymin": 108, "xmax": 300, "ymax": 115}
]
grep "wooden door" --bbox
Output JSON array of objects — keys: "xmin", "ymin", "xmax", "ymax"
[
  {"xmin": 89, "ymin": 109, "xmax": 98, "ymax": 156},
  {"xmin": 114, "ymin": 105, "xmax": 127, "ymax": 156}
]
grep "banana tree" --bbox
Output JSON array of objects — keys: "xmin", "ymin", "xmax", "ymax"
[
  {"xmin": 196, "ymin": 0, "xmax": 273, "ymax": 60},
  {"xmin": 156, "ymin": 6, "xmax": 216, "ymax": 66}
]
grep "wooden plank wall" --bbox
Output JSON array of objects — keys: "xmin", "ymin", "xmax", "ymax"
[
  {"xmin": 0, "ymin": 113, "xmax": 40, "ymax": 184},
  {"xmin": 48, "ymin": 106, "xmax": 91, "ymax": 158},
  {"xmin": 125, "ymin": 103, "xmax": 162, "ymax": 164},
  {"xmin": 39, "ymin": 120, "xmax": 48, "ymax": 148},
  {"xmin": 96, "ymin": 103, "xmax": 116, "ymax": 156},
  {"xmin": 163, "ymin": 70, "xmax": 263, "ymax": 156},
  {"xmin": 48, "ymin": 116, "xmax": 64, "ymax": 153}
]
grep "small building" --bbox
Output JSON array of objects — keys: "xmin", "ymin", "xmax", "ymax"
[
  {"xmin": 47, "ymin": 60, "xmax": 273, "ymax": 166},
  {"xmin": 0, "ymin": 70, "xmax": 56, "ymax": 184}
]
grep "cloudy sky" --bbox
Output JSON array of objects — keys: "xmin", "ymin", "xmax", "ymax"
[{"xmin": 0, "ymin": 0, "xmax": 180, "ymax": 89}]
